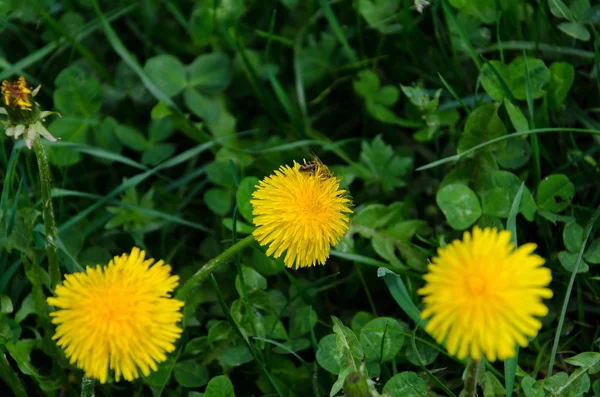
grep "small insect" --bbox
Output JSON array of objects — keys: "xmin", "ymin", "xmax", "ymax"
[{"xmin": 299, "ymin": 153, "xmax": 332, "ymax": 178}]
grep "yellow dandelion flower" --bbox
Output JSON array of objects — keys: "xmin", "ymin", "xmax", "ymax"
[
  {"xmin": 251, "ymin": 159, "xmax": 352, "ymax": 269},
  {"xmin": 2, "ymin": 76, "xmax": 33, "ymax": 111},
  {"xmin": 47, "ymin": 248, "xmax": 184, "ymax": 384},
  {"xmin": 418, "ymin": 227, "xmax": 553, "ymax": 362}
]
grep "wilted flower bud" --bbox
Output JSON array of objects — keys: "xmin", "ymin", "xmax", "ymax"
[{"xmin": 0, "ymin": 76, "xmax": 59, "ymax": 149}]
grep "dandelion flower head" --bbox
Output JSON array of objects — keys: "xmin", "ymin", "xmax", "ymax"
[
  {"xmin": 418, "ymin": 227, "xmax": 552, "ymax": 362},
  {"xmin": 47, "ymin": 248, "xmax": 184, "ymax": 383},
  {"xmin": 0, "ymin": 76, "xmax": 58, "ymax": 149},
  {"xmin": 2, "ymin": 76, "xmax": 33, "ymax": 111},
  {"xmin": 251, "ymin": 158, "xmax": 352, "ymax": 269}
]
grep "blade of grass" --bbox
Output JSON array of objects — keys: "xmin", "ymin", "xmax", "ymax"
[
  {"xmin": 410, "ymin": 322, "xmax": 457, "ymax": 397},
  {"xmin": 30, "ymin": 0, "xmax": 112, "ymax": 82},
  {"xmin": 523, "ymin": 52, "xmax": 541, "ymax": 185},
  {"xmin": 51, "ymin": 188, "xmax": 212, "ymax": 232},
  {"xmin": 377, "ymin": 267, "xmax": 421, "ymax": 324},
  {"xmin": 318, "ymin": 0, "xmax": 358, "ymax": 63},
  {"xmin": 438, "ymin": 73, "xmax": 471, "ymax": 115},
  {"xmin": 210, "ymin": 274, "xmax": 285, "ymax": 397},
  {"xmin": 478, "ymin": 41, "xmax": 595, "ymax": 60},
  {"xmin": 504, "ymin": 182, "xmax": 524, "ymax": 397},
  {"xmin": 416, "ymin": 127, "xmax": 600, "ymax": 171},
  {"xmin": 91, "ymin": 0, "xmax": 178, "ymax": 109},
  {"xmin": 0, "ymin": 4, "xmax": 137, "ymax": 81},
  {"xmin": 547, "ymin": 205, "xmax": 600, "ymax": 377},
  {"xmin": 441, "ymin": 0, "xmax": 482, "ymax": 70},
  {"xmin": 58, "ymin": 140, "xmax": 216, "ymax": 232},
  {"xmin": 253, "ymin": 337, "xmax": 311, "ymax": 369}
]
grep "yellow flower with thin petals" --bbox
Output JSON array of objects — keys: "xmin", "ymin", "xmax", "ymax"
[
  {"xmin": 2, "ymin": 76, "xmax": 33, "ymax": 111},
  {"xmin": 251, "ymin": 160, "xmax": 352, "ymax": 269},
  {"xmin": 47, "ymin": 248, "xmax": 184, "ymax": 384},
  {"xmin": 418, "ymin": 227, "xmax": 553, "ymax": 362}
]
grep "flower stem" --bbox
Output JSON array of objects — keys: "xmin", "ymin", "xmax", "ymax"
[
  {"xmin": 462, "ymin": 359, "xmax": 481, "ymax": 397},
  {"xmin": 176, "ymin": 234, "xmax": 256, "ymax": 301},
  {"xmin": 80, "ymin": 375, "xmax": 95, "ymax": 397},
  {"xmin": 33, "ymin": 137, "xmax": 60, "ymax": 288}
]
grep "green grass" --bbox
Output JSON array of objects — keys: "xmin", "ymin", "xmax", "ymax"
[{"xmin": 2, "ymin": 0, "xmax": 600, "ymax": 396}]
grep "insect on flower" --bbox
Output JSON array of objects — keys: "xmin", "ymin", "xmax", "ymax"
[{"xmin": 299, "ymin": 153, "xmax": 332, "ymax": 178}]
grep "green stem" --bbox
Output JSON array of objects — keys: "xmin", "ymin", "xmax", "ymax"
[
  {"xmin": 462, "ymin": 359, "xmax": 481, "ymax": 397},
  {"xmin": 175, "ymin": 234, "xmax": 256, "ymax": 301},
  {"xmin": 80, "ymin": 375, "xmax": 95, "ymax": 397},
  {"xmin": 33, "ymin": 137, "xmax": 60, "ymax": 289}
]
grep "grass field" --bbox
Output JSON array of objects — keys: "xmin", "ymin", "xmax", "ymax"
[{"xmin": 2, "ymin": 0, "xmax": 600, "ymax": 396}]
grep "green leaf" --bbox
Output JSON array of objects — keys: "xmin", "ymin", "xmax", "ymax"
[
  {"xmin": 436, "ymin": 184, "xmax": 482, "ymax": 230},
  {"xmin": 1, "ymin": 295, "xmax": 13, "ymax": 314},
  {"xmin": 236, "ymin": 177, "xmax": 259, "ymax": 223},
  {"xmin": 235, "ymin": 266, "xmax": 267, "ymax": 296},
  {"xmin": 204, "ymin": 188, "xmax": 232, "ymax": 216},
  {"xmin": 149, "ymin": 118, "xmax": 175, "ymax": 143},
  {"xmin": 222, "ymin": 218, "xmax": 254, "ymax": 234},
  {"xmin": 251, "ymin": 246, "xmax": 285, "ymax": 276},
  {"xmin": 508, "ymin": 56, "xmax": 551, "ymax": 100},
  {"xmin": 183, "ymin": 88, "xmax": 221, "ymax": 123},
  {"xmin": 141, "ymin": 143, "xmax": 176, "ymax": 166},
  {"xmin": 565, "ymin": 352, "xmax": 600, "ymax": 374},
  {"xmin": 494, "ymin": 135, "xmax": 531, "ymax": 170},
  {"xmin": 359, "ymin": 135, "xmax": 412, "ymax": 192},
  {"xmin": 480, "ymin": 61, "xmax": 511, "ymax": 101},
  {"xmin": 207, "ymin": 161, "xmax": 237, "ymax": 188},
  {"xmin": 558, "ymin": 22, "xmax": 590, "ymax": 41},
  {"xmin": 207, "ymin": 321, "xmax": 233, "ymax": 344},
  {"xmin": 332, "ymin": 316, "xmax": 364, "ymax": 369},
  {"xmin": 115, "ymin": 125, "xmax": 148, "ymax": 151},
  {"xmin": 188, "ymin": 52, "xmax": 233, "ymax": 94},
  {"xmin": 54, "ymin": 66, "xmax": 104, "ymax": 117},
  {"xmin": 584, "ymin": 239, "xmax": 600, "ymax": 264},
  {"xmin": 300, "ymin": 33, "xmax": 338, "ymax": 87},
  {"xmin": 353, "ymin": 70, "xmax": 380, "ymax": 99},
  {"xmin": 476, "ymin": 171, "xmax": 536, "ymax": 221},
  {"xmin": 382, "ymin": 372, "xmax": 428, "ymax": 397},
  {"xmin": 547, "ymin": 62, "xmax": 575, "ymax": 109},
  {"xmin": 521, "ymin": 375, "xmax": 545, "ymax": 397},
  {"xmin": 357, "ymin": 0, "xmax": 403, "ymax": 34},
  {"xmin": 15, "ymin": 294, "xmax": 35, "ymax": 324},
  {"xmin": 289, "ymin": 305, "xmax": 318, "ymax": 339},
  {"xmin": 359, "ymin": 317, "xmax": 407, "ymax": 362},
  {"xmin": 351, "ymin": 311, "xmax": 374, "ymax": 336},
  {"xmin": 483, "ymin": 372, "xmax": 506, "ymax": 396},
  {"xmin": 548, "ymin": 0, "xmax": 573, "ymax": 21},
  {"xmin": 400, "ymin": 85, "xmax": 439, "ymax": 113},
  {"xmin": 46, "ymin": 118, "xmax": 88, "ymax": 166},
  {"xmin": 558, "ymin": 251, "xmax": 589, "ymax": 273},
  {"xmin": 536, "ymin": 174, "xmax": 575, "ymax": 212},
  {"xmin": 504, "ymin": 99, "xmax": 529, "ymax": 132},
  {"xmin": 406, "ymin": 339, "xmax": 439, "ymax": 366},
  {"xmin": 205, "ymin": 375, "xmax": 235, "ymax": 397},
  {"xmin": 143, "ymin": 55, "xmax": 187, "ymax": 97},
  {"xmin": 548, "ymin": 0, "xmax": 574, "ymax": 20},
  {"xmin": 173, "ymin": 359, "xmax": 209, "ymax": 388},
  {"xmin": 457, "ymin": 103, "xmax": 507, "ymax": 154},
  {"xmin": 563, "ymin": 223, "xmax": 584, "ymax": 253},
  {"xmin": 316, "ymin": 334, "xmax": 342, "ymax": 374}
]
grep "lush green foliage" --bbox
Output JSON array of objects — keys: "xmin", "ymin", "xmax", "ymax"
[{"xmin": 2, "ymin": 0, "xmax": 600, "ymax": 396}]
